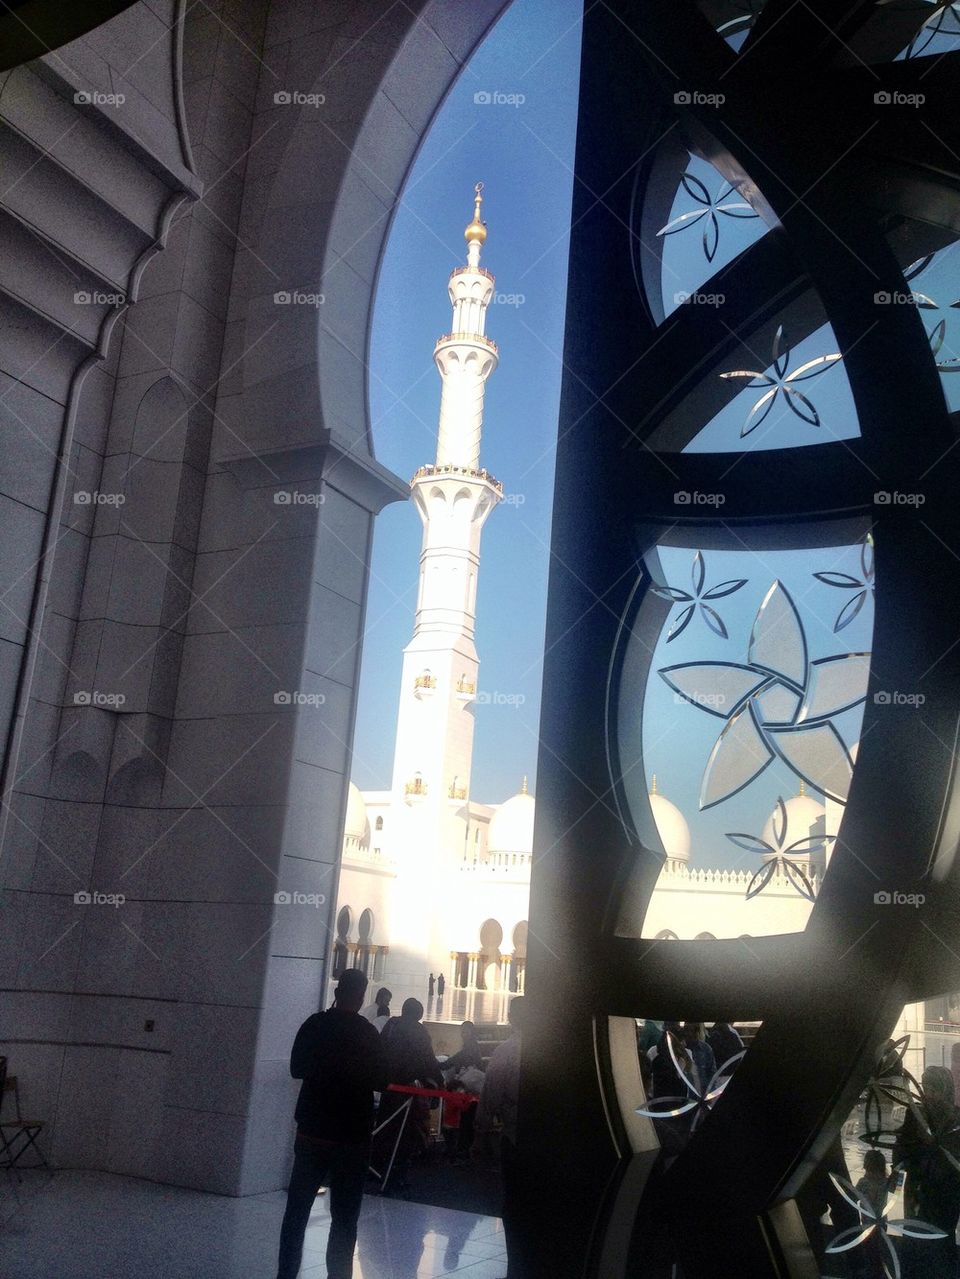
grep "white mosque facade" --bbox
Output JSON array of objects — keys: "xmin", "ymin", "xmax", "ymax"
[{"xmin": 332, "ymin": 190, "xmax": 833, "ymax": 1014}]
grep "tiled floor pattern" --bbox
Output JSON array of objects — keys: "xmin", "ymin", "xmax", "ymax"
[{"xmin": 0, "ymin": 1169, "xmax": 507, "ymax": 1278}]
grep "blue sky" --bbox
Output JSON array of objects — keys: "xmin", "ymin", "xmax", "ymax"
[{"xmin": 351, "ymin": 0, "xmax": 583, "ymax": 804}]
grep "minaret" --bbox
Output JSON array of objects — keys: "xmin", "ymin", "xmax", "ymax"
[
  {"xmin": 386, "ymin": 186, "xmax": 503, "ymax": 994},
  {"xmin": 390, "ymin": 184, "xmax": 502, "ymax": 807}
]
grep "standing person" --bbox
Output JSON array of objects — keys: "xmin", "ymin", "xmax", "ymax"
[
  {"xmin": 706, "ymin": 1021, "xmax": 743, "ymax": 1069},
  {"xmin": 443, "ymin": 1021, "xmax": 484, "ymax": 1074},
  {"xmin": 681, "ymin": 1022, "xmax": 716, "ymax": 1092},
  {"xmin": 894, "ymin": 1065, "xmax": 960, "ymax": 1279},
  {"xmin": 428, "ymin": 973, "xmax": 435, "ymax": 999},
  {"xmin": 377, "ymin": 998, "xmax": 443, "ymax": 1190},
  {"xmin": 361, "ymin": 987, "xmax": 392, "ymax": 1032},
  {"xmin": 474, "ymin": 996, "xmax": 526, "ymax": 1278},
  {"xmin": 276, "ymin": 968, "xmax": 387, "ymax": 1279},
  {"xmin": 437, "ymin": 973, "xmax": 445, "ymax": 999}
]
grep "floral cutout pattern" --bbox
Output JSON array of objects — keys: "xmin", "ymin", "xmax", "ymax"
[
  {"xmin": 719, "ymin": 324, "xmax": 842, "ymax": 438},
  {"xmin": 651, "ymin": 551, "xmax": 747, "ymax": 641},
  {"xmin": 635, "ymin": 1031, "xmax": 746, "ymax": 1132},
  {"xmin": 858, "ymin": 1034, "xmax": 923, "ymax": 1149},
  {"xmin": 903, "ymin": 255, "xmax": 960, "ymax": 373},
  {"xmin": 814, "ymin": 536, "xmax": 875, "ymax": 633},
  {"xmin": 657, "ymin": 172, "xmax": 758, "ymax": 263},
  {"xmin": 825, "ymin": 1171, "xmax": 945, "ymax": 1279},
  {"xmin": 725, "ymin": 795, "xmax": 833, "ymax": 902},
  {"xmin": 881, "ymin": 0, "xmax": 960, "ymax": 59},
  {"xmin": 660, "ymin": 580, "xmax": 869, "ymax": 807}
]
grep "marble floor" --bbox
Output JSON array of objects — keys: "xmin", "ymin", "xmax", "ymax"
[{"xmin": 0, "ymin": 1169, "xmax": 508, "ymax": 1279}]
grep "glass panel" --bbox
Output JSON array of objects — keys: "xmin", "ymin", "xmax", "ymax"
[
  {"xmin": 892, "ymin": 1, "xmax": 960, "ymax": 59},
  {"xmin": 895, "ymin": 246, "xmax": 960, "ymax": 413},
  {"xmin": 833, "ymin": 993, "xmax": 960, "ymax": 1277},
  {"xmin": 658, "ymin": 153, "xmax": 768, "ymax": 321},
  {"xmin": 697, "ymin": 0, "xmax": 769, "ymax": 51},
  {"xmin": 684, "ymin": 319, "xmax": 859, "ymax": 452},
  {"xmin": 618, "ymin": 536, "xmax": 874, "ymax": 939}
]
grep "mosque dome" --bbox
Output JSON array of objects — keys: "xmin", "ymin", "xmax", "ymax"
[
  {"xmin": 648, "ymin": 777, "xmax": 691, "ymax": 863},
  {"xmin": 344, "ymin": 782, "xmax": 368, "ymax": 844},
  {"xmin": 488, "ymin": 778, "xmax": 535, "ymax": 853},
  {"xmin": 761, "ymin": 784, "xmax": 825, "ymax": 853}
]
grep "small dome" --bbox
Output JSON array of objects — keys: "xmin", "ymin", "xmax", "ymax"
[
  {"xmin": 464, "ymin": 183, "xmax": 487, "ymax": 244},
  {"xmin": 344, "ymin": 782, "xmax": 368, "ymax": 842},
  {"xmin": 489, "ymin": 780, "xmax": 535, "ymax": 854},
  {"xmin": 761, "ymin": 785, "xmax": 825, "ymax": 854},
  {"xmin": 649, "ymin": 777, "xmax": 691, "ymax": 863}
]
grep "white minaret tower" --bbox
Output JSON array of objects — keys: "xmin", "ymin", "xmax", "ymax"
[{"xmin": 388, "ymin": 185, "xmax": 502, "ymax": 984}]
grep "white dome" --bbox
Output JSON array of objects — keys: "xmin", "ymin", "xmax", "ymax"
[
  {"xmin": 488, "ymin": 784, "xmax": 535, "ymax": 854},
  {"xmin": 344, "ymin": 782, "xmax": 368, "ymax": 842},
  {"xmin": 761, "ymin": 788, "xmax": 825, "ymax": 854},
  {"xmin": 649, "ymin": 783, "xmax": 690, "ymax": 862}
]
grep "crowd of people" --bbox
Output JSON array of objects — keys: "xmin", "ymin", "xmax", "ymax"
[{"xmin": 276, "ymin": 970, "xmax": 524, "ymax": 1279}]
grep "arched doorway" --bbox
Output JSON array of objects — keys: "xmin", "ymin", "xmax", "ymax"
[{"xmin": 478, "ymin": 918, "xmax": 503, "ymax": 990}]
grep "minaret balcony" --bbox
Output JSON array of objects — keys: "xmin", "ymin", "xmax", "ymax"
[
  {"xmin": 412, "ymin": 463, "xmax": 503, "ymax": 494},
  {"xmin": 449, "ymin": 265, "xmax": 495, "ymax": 284},
  {"xmin": 455, "ymin": 678, "xmax": 476, "ymax": 701},
  {"xmin": 435, "ymin": 331, "xmax": 499, "ymax": 356},
  {"xmin": 413, "ymin": 673, "xmax": 437, "ymax": 698},
  {"xmin": 404, "ymin": 777, "xmax": 428, "ymax": 802},
  {"xmin": 448, "ymin": 784, "xmax": 468, "ymax": 802}
]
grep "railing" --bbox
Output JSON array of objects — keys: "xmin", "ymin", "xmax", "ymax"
[
  {"xmin": 405, "ymin": 778, "xmax": 427, "ymax": 796},
  {"xmin": 448, "ymin": 784, "xmax": 467, "ymax": 800},
  {"xmin": 449, "ymin": 265, "xmax": 495, "ymax": 283},
  {"xmin": 413, "ymin": 674, "xmax": 437, "ymax": 689},
  {"xmin": 412, "ymin": 463, "xmax": 503, "ymax": 494},
  {"xmin": 435, "ymin": 331, "xmax": 499, "ymax": 355},
  {"xmin": 456, "ymin": 678, "xmax": 476, "ymax": 695}
]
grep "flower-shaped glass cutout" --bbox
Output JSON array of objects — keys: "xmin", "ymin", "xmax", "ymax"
[
  {"xmin": 683, "ymin": 320, "xmax": 859, "ymax": 453},
  {"xmin": 858, "ymin": 1034, "xmax": 924, "ymax": 1149},
  {"xmin": 636, "ymin": 1030, "xmax": 746, "ymax": 1132},
  {"xmin": 699, "ymin": 0, "xmax": 768, "ymax": 50},
  {"xmin": 651, "ymin": 551, "xmax": 748, "ymax": 641},
  {"xmin": 660, "ymin": 580, "xmax": 870, "ymax": 808},
  {"xmin": 814, "ymin": 536, "xmax": 875, "ymax": 633},
  {"xmin": 726, "ymin": 795, "xmax": 834, "ymax": 902},
  {"xmin": 825, "ymin": 1172, "xmax": 945, "ymax": 1279},
  {"xmin": 658, "ymin": 154, "xmax": 768, "ymax": 321},
  {"xmin": 883, "ymin": 0, "xmax": 960, "ymax": 59},
  {"xmin": 719, "ymin": 324, "xmax": 842, "ymax": 438}
]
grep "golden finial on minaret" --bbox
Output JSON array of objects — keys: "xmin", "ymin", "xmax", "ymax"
[
  {"xmin": 464, "ymin": 181, "xmax": 487, "ymax": 246},
  {"xmin": 799, "ymin": 780, "xmax": 806, "ymax": 797},
  {"xmin": 650, "ymin": 774, "xmax": 658, "ymax": 795},
  {"xmin": 521, "ymin": 775, "xmax": 528, "ymax": 795}
]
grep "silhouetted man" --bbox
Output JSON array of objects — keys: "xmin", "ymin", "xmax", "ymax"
[
  {"xmin": 276, "ymin": 968, "xmax": 387, "ymax": 1279},
  {"xmin": 474, "ymin": 996, "xmax": 526, "ymax": 1278}
]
